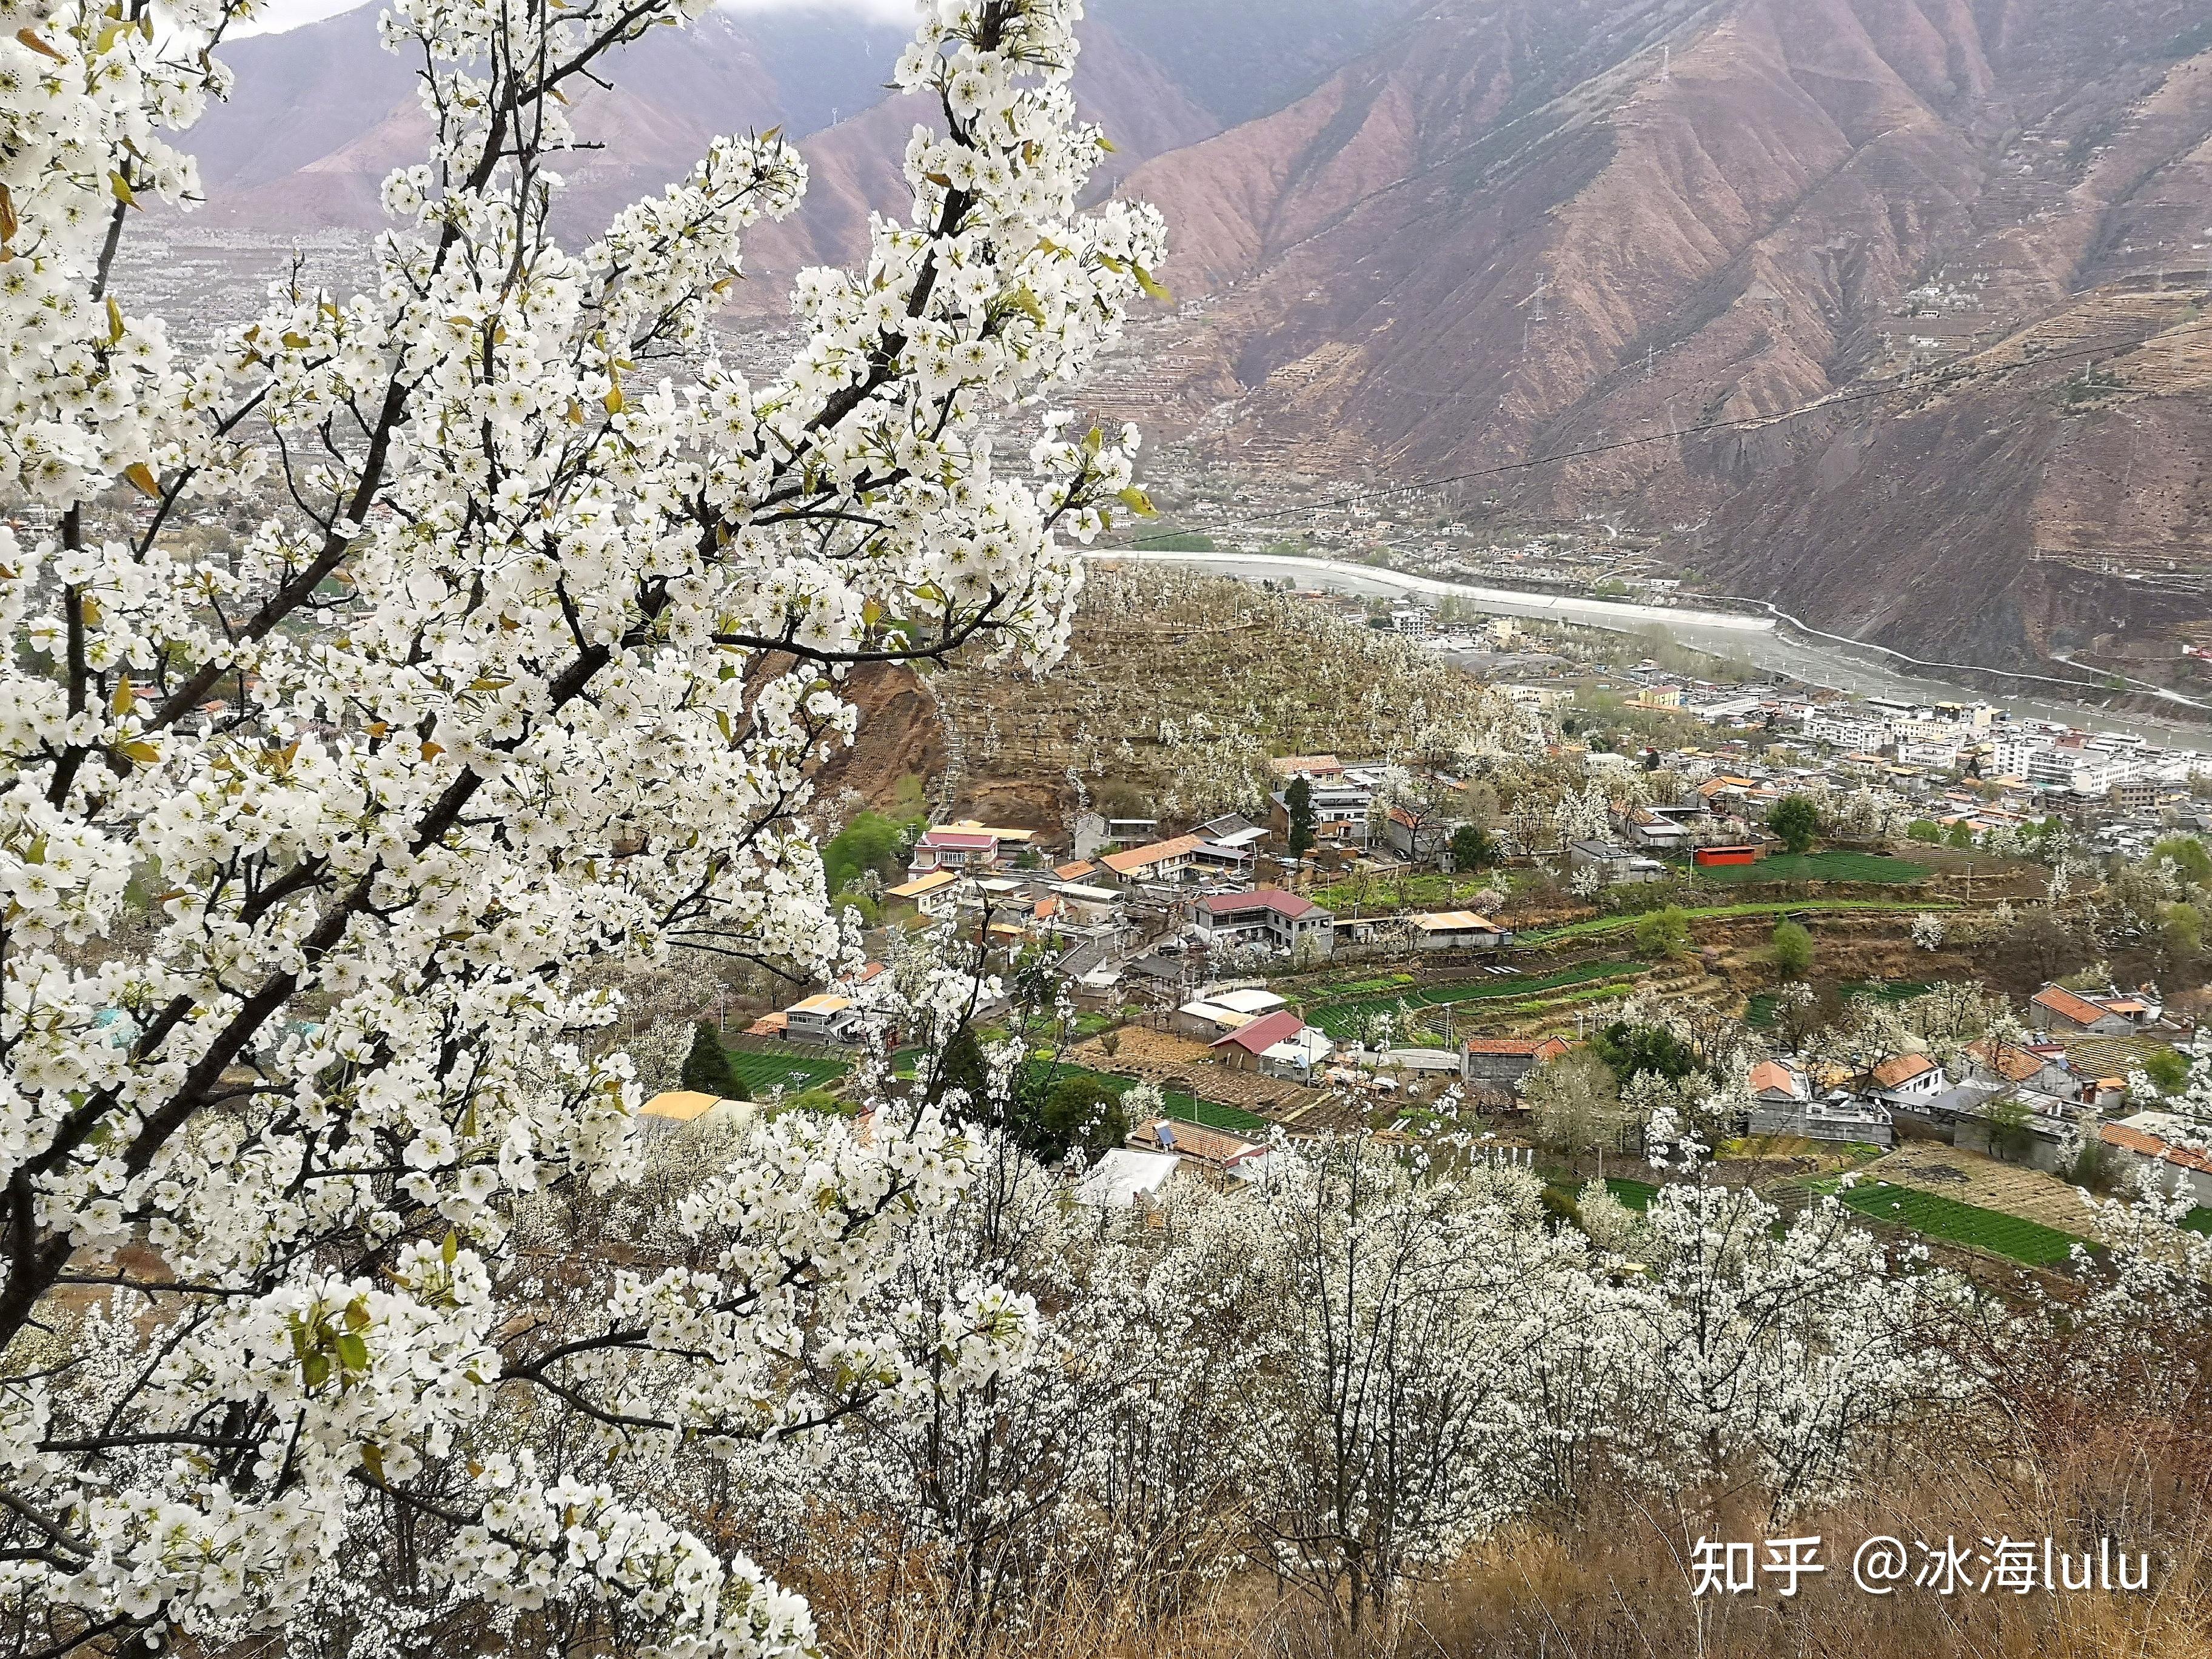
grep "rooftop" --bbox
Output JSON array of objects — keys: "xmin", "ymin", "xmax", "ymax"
[
  {"xmin": 1872, "ymin": 1053, "xmax": 1938, "ymax": 1089},
  {"xmin": 1101, "ymin": 834, "xmax": 1205, "ymax": 875},
  {"xmin": 1198, "ymin": 888, "xmax": 1318, "ymax": 920},
  {"xmin": 2033, "ymin": 984, "xmax": 2117, "ymax": 1027},
  {"xmin": 1412, "ymin": 910, "xmax": 1503, "ymax": 933},
  {"xmin": 1464, "ymin": 1036, "xmax": 1570, "ymax": 1059},
  {"xmin": 1212, "ymin": 1010, "xmax": 1309, "ymax": 1056},
  {"xmin": 1130, "ymin": 1118, "xmax": 1264, "ymax": 1167}
]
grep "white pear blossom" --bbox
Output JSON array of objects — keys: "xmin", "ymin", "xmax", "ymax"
[{"xmin": 0, "ymin": 0, "xmax": 1166, "ymax": 1648}]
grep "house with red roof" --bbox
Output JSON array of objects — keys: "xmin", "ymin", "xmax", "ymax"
[
  {"xmin": 907, "ymin": 828, "xmax": 1002, "ymax": 881},
  {"xmin": 2030, "ymin": 983, "xmax": 2143, "ymax": 1037},
  {"xmin": 1210, "ymin": 1010, "xmax": 1332, "ymax": 1081},
  {"xmin": 1192, "ymin": 889, "xmax": 1335, "ymax": 959},
  {"xmin": 1461, "ymin": 1036, "xmax": 1572, "ymax": 1092}
]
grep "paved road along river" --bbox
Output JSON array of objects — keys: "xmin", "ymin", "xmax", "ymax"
[{"xmin": 1100, "ymin": 550, "xmax": 2205, "ymax": 748}]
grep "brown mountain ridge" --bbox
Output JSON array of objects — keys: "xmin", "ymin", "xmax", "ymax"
[{"xmin": 1118, "ymin": 0, "xmax": 2212, "ymax": 677}]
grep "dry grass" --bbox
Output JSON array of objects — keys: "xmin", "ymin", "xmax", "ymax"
[
  {"xmin": 1413, "ymin": 1437, "xmax": 2212, "ymax": 1659},
  {"xmin": 789, "ymin": 1430, "xmax": 2212, "ymax": 1659}
]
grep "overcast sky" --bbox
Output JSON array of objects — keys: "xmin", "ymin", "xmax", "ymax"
[{"xmin": 238, "ymin": 0, "xmax": 919, "ymax": 34}]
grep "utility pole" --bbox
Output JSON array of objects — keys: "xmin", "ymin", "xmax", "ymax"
[{"xmin": 1518, "ymin": 273, "xmax": 1549, "ymax": 355}]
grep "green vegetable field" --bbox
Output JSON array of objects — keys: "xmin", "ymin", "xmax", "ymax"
[
  {"xmin": 1302, "ymin": 960, "xmax": 1650, "ymax": 1041},
  {"xmin": 1837, "ymin": 1181, "xmax": 2082, "ymax": 1266},
  {"xmin": 1696, "ymin": 852, "xmax": 1931, "ymax": 885},
  {"xmin": 724, "ymin": 1050, "xmax": 850, "ymax": 1094}
]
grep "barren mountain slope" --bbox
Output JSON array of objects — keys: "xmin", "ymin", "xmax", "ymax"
[
  {"xmin": 187, "ymin": 5, "xmax": 1221, "ymax": 248},
  {"xmin": 1119, "ymin": 0, "xmax": 2212, "ymax": 671},
  {"xmin": 724, "ymin": 22, "xmax": 1221, "ymax": 310}
]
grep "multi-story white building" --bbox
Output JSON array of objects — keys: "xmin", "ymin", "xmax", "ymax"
[
  {"xmin": 1989, "ymin": 729, "xmax": 2055, "ymax": 780},
  {"xmin": 2028, "ymin": 741, "xmax": 2117, "ymax": 796},
  {"xmin": 1896, "ymin": 734, "xmax": 1964, "ymax": 770},
  {"xmin": 1805, "ymin": 705, "xmax": 1892, "ymax": 751},
  {"xmin": 1192, "ymin": 890, "xmax": 1335, "ymax": 958}
]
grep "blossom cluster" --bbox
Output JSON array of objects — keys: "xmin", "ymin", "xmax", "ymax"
[{"xmin": 1, "ymin": 0, "xmax": 1164, "ymax": 1649}]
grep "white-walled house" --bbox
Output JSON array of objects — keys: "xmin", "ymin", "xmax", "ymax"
[{"xmin": 1192, "ymin": 890, "xmax": 1335, "ymax": 958}]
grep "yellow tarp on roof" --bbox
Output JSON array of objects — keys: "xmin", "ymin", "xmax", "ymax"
[{"xmin": 642, "ymin": 1090, "xmax": 722, "ymax": 1123}]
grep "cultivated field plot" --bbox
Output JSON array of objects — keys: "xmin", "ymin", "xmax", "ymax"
[
  {"xmin": 1595, "ymin": 1178, "xmax": 1658, "ymax": 1211},
  {"xmin": 1070, "ymin": 1029, "xmax": 1316, "ymax": 1117},
  {"xmin": 1301, "ymin": 961, "xmax": 1650, "ymax": 1041},
  {"xmin": 1871, "ymin": 1144, "xmax": 2102, "ymax": 1235},
  {"xmin": 725, "ymin": 1049, "xmax": 850, "ymax": 1094},
  {"xmin": 2059, "ymin": 1034, "xmax": 2179, "ymax": 1079},
  {"xmin": 1696, "ymin": 853, "xmax": 1931, "ymax": 885},
  {"xmin": 1053, "ymin": 1067, "xmax": 1271, "ymax": 1135},
  {"xmin": 1745, "ymin": 980, "xmax": 1929, "ymax": 1030},
  {"xmin": 1838, "ymin": 1182, "xmax": 2082, "ymax": 1265},
  {"xmin": 1312, "ymin": 872, "xmax": 1501, "ymax": 914},
  {"xmin": 1521, "ymin": 899, "xmax": 1943, "ymax": 946}
]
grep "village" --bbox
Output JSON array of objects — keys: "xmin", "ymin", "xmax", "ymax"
[{"xmin": 643, "ymin": 578, "xmax": 2212, "ymax": 1272}]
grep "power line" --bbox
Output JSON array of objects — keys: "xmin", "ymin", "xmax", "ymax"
[{"xmin": 1099, "ymin": 313, "xmax": 2212, "ymax": 551}]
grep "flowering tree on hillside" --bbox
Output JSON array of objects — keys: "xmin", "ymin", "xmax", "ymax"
[{"xmin": 0, "ymin": 0, "xmax": 1164, "ymax": 1650}]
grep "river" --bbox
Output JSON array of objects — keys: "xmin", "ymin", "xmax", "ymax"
[{"xmin": 1100, "ymin": 550, "xmax": 2207, "ymax": 748}]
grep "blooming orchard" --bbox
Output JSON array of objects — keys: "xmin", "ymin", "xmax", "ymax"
[{"xmin": 0, "ymin": 0, "xmax": 1166, "ymax": 1649}]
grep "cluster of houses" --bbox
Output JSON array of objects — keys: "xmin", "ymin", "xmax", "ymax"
[
  {"xmin": 1437, "ymin": 977, "xmax": 2210, "ymax": 1205},
  {"xmin": 850, "ymin": 796, "xmax": 1523, "ymax": 1008},
  {"xmin": 1170, "ymin": 984, "xmax": 1336, "ymax": 1082},
  {"xmin": 1619, "ymin": 680, "xmax": 2208, "ymax": 837}
]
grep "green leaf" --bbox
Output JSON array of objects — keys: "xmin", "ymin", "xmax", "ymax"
[{"xmin": 1117, "ymin": 487, "xmax": 1158, "ymax": 518}]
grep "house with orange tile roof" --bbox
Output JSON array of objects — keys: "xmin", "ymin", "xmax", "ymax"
[
  {"xmin": 2030, "ymin": 983, "xmax": 2141, "ymax": 1037},
  {"xmin": 1129, "ymin": 1118, "xmax": 1266, "ymax": 1175},
  {"xmin": 1963, "ymin": 1039, "xmax": 2077, "ymax": 1097},
  {"xmin": 1871, "ymin": 1052, "xmax": 1945, "ymax": 1098},
  {"xmin": 2100, "ymin": 1113, "xmax": 2212, "ymax": 1207},
  {"xmin": 1098, "ymin": 834, "xmax": 1204, "ymax": 885},
  {"xmin": 1461, "ymin": 1036, "xmax": 1571, "ymax": 1091},
  {"xmin": 1748, "ymin": 1059, "xmax": 1808, "ymax": 1104}
]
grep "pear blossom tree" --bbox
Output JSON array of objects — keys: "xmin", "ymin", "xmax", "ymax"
[
  {"xmin": 750, "ymin": 1133, "xmax": 1279, "ymax": 1642},
  {"xmin": 1245, "ymin": 1138, "xmax": 1626, "ymax": 1634},
  {"xmin": 0, "ymin": 0, "xmax": 1167, "ymax": 1649},
  {"xmin": 1626, "ymin": 1124, "xmax": 1962, "ymax": 1511}
]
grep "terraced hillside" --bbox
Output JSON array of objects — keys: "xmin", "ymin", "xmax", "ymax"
[{"xmin": 925, "ymin": 564, "xmax": 1523, "ymax": 825}]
